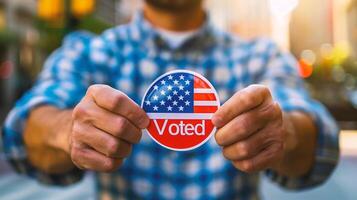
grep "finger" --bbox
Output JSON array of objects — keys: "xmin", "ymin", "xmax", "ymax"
[
  {"xmin": 73, "ymin": 122, "xmax": 132, "ymax": 158},
  {"xmin": 215, "ymin": 101, "xmax": 279, "ymax": 146},
  {"xmin": 222, "ymin": 127, "xmax": 273, "ymax": 161},
  {"xmin": 71, "ymin": 142, "xmax": 124, "ymax": 172},
  {"xmin": 212, "ymin": 85, "xmax": 272, "ymax": 128},
  {"xmin": 232, "ymin": 143, "xmax": 284, "ymax": 173},
  {"xmin": 75, "ymin": 101, "xmax": 142, "ymax": 144},
  {"xmin": 88, "ymin": 85, "xmax": 149, "ymax": 129}
]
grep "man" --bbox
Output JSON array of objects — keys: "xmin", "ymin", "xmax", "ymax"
[{"xmin": 1, "ymin": 0, "xmax": 339, "ymax": 199}]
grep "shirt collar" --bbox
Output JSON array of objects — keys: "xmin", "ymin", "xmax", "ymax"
[{"xmin": 130, "ymin": 10, "xmax": 218, "ymax": 52}]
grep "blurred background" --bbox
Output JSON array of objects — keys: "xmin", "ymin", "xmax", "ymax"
[{"xmin": 0, "ymin": 0, "xmax": 356, "ymax": 199}]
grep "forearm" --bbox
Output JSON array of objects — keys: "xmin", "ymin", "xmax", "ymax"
[
  {"xmin": 24, "ymin": 106, "xmax": 76, "ymax": 174},
  {"xmin": 273, "ymin": 111, "xmax": 318, "ymax": 177}
]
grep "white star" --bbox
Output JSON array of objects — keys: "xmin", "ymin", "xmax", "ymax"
[
  {"xmin": 185, "ymin": 90, "xmax": 190, "ymax": 95},
  {"xmin": 160, "ymin": 90, "xmax": 166, "ymax": 95},
  {"xmin": 179, "ymin": 75, "xmax": 185, "ymax": 80},
  {"xmin": 167, "ymin": 95, "xmax": 172, "ymax": 100},
  {"xmin": 153, "ymin": 95, "xmax": 158, "ymax": 101},
  {"xmin": 168, "ymin": 75, "xmax": 173, "ymax": 80},
  {"xmin": 173, "ymin": 80, "xmax": 179, "ymax": 85},
  {"xmin": 179, "ymin": 95, "xmax": 184, "ymax": 101},
  {"xmin": 154, "ymin": 85, "xmax": 159, "ymax": 90},
  {"xmin": 153, "ymin": 106, "xmax": 158, "ymax": 111},
  {"xmin": 167, "ymin": 106, "xmax": 172, "ymax": 111},
  {"xmin": 179, "ymin": 106, "xmax": 184, "ymax": 111},
  {"xmin": 185, "ymin": 100, "xmax": 190, "ymax": 106},
  {"xmin": 160, "ymin": 100, "xmax": 165, "ymax": 105},
  {"xmin": 145, "ymin": 101, "xmax": 151, "ymax": 105},
  {"xmin": 161, "ymin": 80, "xmax": 166, "ymax": 85},
  {"xmin": 167, "ymin": 85, "xmax": 173, "ymax": 91},
  {"xmin": 172, "ymin": 101, "xmax": 178, "ymax": 106},
  {"xmin": 185, "ymin": 80, "xmax": 190, "ymax": 85},
  {"xmin": 179, "ymin": 85, "xmax": 184, "ymax": 90},
  {"xmin": 173, "ymin": 90, "xmax": 178, "ymax": 95}
]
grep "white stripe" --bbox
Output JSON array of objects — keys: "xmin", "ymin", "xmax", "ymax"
[
  {"xmin": 194, "ymin": 101, "xmax": 218, "ymax": 106},
  {"xmin": 147, "ymin": 113, "xmax": 213, "ymax": 119},
  {"xmin": 194, "ymin": 88, "xmax": 213, "ymax": 93}
]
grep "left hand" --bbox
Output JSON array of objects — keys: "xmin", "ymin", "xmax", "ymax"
[{"xmin": 212, "ymin": 85, "xmax": 286, "ymax": 173}]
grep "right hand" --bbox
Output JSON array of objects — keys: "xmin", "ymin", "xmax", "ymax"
[{"xmin": 70, "ymin": 84, "xmax": 149, "ymax": 172}]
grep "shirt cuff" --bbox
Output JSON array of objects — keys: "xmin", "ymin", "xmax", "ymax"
[{"xmin": 9, "ymin": 157, "xmax": 84, "ymax": 186}]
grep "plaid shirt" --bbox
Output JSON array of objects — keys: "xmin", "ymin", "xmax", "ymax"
[{"xmin": 1, "ymin": 12, "xmax": 339, "ymax": 200}]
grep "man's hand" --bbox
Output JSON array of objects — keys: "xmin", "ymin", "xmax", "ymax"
[
  {"xmin": 212, "ymin": 85, "xmax": 285, "ymax": 173},
  {"xmin": 69, "ymin": 84, "xmax": 149, "ymax": 172}
]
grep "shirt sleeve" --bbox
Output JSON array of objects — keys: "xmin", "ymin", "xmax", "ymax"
[
  {"xmin": 254, "ymin": 39, "xmax": 340, "ymax": 190},
  {"xmin": 1, "ymin": 31, "xmax": 97, "ymax": 186}
]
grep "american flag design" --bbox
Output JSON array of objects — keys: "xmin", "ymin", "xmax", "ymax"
[{"xmin": 142, "ymin": 70, "xmax": 220, "ymax": 151}]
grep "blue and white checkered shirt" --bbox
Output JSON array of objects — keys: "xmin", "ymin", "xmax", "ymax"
[{"xmin": 1, "ymin": 12, "xmax": 339, "ymax": 200}]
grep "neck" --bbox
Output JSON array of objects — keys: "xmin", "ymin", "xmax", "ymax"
[{"xmin": 143, "ymin": 3, "xmax": 205, "ymax": 32}]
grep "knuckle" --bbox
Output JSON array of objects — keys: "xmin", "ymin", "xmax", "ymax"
[
  {"xmin": 87, "ymin": 84, "xmax": 103, "ymax": 95},
  {"xmin": 109, "ymin": 92, "xmax": 126, "ymax": 110},
  {"xmin": 260, "ymin": 85, "xmax": 270, "ymax": 96},
  {"xmin": 71, "ymin": 123, "xmax": 82, "ymax": 139},
  {"xmin": 132, "ymin": 130, "xmax": 143, "ymax": 144},
  {"xmin": 239, "ymin": 117, "xmax": 250, "ymax": 134},
  {"xmin": 273, "ymin": 102, "xmax": 283, "ymax": 119},
  {"xmin": 241, "ymin": 160, "xmax": 255, "ymax": 173},
  {"xmin": 70, "ymin": 148, "xmax": 78, "ymax": 160},
  {"xmin": 72, "ymin": 104, "xmax": 88, "ymax": 119},
  {"xmin": 222, "ymin": 147, "xmax": 231, "ymax": 159},
  {"xmin": 241, "ymin": 90, "xmax": 255, "ymax": 106},
  {"xmin": 106, "ymin": 139, "xmax": 120, "ymax": 157},
  {"xmin": 70, "ymin": 146, "xmax": 82, "ymax": 165},
  {"xmin": 248, "ymin": 84, "xmax": 261, "ymax": 91},
  {"xmin": 251, "ymin": 84, "xmax": 271, "ymax": 101},
  {"xmin": 115, "ymin": 117, "xmax": 129, "ymax": 135},
  {"xmin": 102, "ymin": 158, "xmax": 116, "ymax": 172},
  {"xmin": 214, "ymin": 132, "xmax": 225, "ymax": 146},
  {"xmin": 238, "ymin": 142, "xmax": 250, "ymax": 157}
]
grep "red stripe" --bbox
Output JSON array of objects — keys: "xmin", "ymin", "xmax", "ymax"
[
  {"xmin": 194, "ymin": 93, "xmax": 216, "ymax": 101},
  {"xmin": 194, "ymin": 106, "xmax": 218, "ymax": 113},
  {"xmin": 194, "ymin": 76, "xmax": 210, "ymax": 89}
]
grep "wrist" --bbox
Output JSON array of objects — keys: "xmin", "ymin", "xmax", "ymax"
[
  {"xmin": 25, "ymin": 106, "xmax": 76, "ymax": 174},
  {"xmin": 271, "ymin": 112, "xmax": 317, "ymax": 177},
  {"xmin": 270, "ymin": 112, "xmax": 298, "ymax": 173},
  {"xmin": 44, "ymin": 108, "xmax": 73, "ymax": 154}
]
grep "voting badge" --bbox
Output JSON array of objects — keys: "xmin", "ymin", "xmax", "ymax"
[{"xmin": 142, "ymin": 70, "xmax": 220, "ymax": 151}]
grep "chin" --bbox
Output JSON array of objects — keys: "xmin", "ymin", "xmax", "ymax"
[{"xmin": 145, "ymin": 0, "xmax": 203, "ymax": 11}]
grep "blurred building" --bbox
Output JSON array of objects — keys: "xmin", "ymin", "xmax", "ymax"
[
  {"xmin": 207, "ymin": 0, "xmax": 299, "ymax": 50},
  {"xmin": 0, "ymin": 0, "xmax": 129, "ymax": 122},
  {"xmin": 0, "ymin": 0, "xmax": 37, "ymax": 121},
  {"xmin": 290, "ymin": 0, "xmax": 334, "ymax": 56}
]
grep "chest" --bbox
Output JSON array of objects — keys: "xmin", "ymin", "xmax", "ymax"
[{"xmin": 108, "ymin": 46, "xmax": 258, "ymax": 105}]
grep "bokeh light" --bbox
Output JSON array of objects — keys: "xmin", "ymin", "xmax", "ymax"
[
  {"xmin": 298, "ymin": 59, "xmax": 313, "ymax": 78},
  {"xmin": 333, "ymin": 41, "xmax": 350, "ymax": 65},
  {"xmin": 320, "ymin": 43, "xmax": 334, "ymax": 60},
  {"xmin": 71, "ymin": 0, "xmax": 96, "ymax": 18},
  {"xmin": 38, "ymin": 0, "xmax": 64, "ymax": 21},
  {"xmin": 300, "ymin": 49, "xmax": 316, "ymax": 65}
]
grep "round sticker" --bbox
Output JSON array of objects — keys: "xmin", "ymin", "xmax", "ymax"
[{"xmin": 141, "ymin": 70, "xmax": 220, "ymax": 151}]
